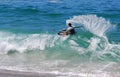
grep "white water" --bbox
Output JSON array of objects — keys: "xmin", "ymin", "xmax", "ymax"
[
  {"xmin": 0, "ymin": 15, "xmax": 120, "ymax": 77},
  {"xmin": 0, "ymin": 32, "xmax": 57, "ymax": 54},
  {"xmin": 66, "ymin": 15, "xmax": 114, "ymax": 37}
]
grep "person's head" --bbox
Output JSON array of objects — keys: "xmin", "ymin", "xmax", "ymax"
[{"xmin": 67, "ymin": 23, "xmax": 72, "ymax": 27}]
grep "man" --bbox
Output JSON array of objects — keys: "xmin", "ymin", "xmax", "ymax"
[
  {"xmin": 65, "ymin": 23, "xmax": 76, "ymax": 35},
  {"xmin": 58, "ymin": 23, "xmax": 76, "ymax": 35}
]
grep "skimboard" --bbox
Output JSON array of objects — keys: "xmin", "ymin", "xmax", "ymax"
[{"xmin": 58, "ymin": 30, "xmax": 69, "ymax": 36}]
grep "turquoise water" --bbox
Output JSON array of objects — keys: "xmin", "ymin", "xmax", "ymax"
[{"xmin": 0, "ymin": 0, "xmax": 120, "ymax": 77}]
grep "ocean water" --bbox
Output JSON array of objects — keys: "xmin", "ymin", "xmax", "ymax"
[{"xmin": 0, "ymin": 0, "xmax": 120, "ymax": 77}]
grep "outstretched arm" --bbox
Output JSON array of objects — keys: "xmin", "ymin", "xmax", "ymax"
[{"xmin": 73, "ymin": 26, "xmax": 82, "ymax": 28}]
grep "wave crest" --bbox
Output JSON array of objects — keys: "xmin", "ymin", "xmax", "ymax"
[{"xmin": 66, "ymin": 15, "xmax": 113, "ymax": 37}]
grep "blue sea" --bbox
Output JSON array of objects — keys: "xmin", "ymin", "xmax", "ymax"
[{"xmin": 0, "ymin": 0, "xmax": 120, "ymax": 77}]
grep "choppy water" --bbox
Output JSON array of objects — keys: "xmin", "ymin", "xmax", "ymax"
[{"xmin": 0, "ymin": 0, "xmax": 120, "ymax": 77}]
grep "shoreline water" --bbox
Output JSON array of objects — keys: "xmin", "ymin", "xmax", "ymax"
[
  {"xmin": 0, "ymin": 69, "xmax": 57, "ymax": 77},
  {"xmin": 0, "ymin": 69, "xmax": 120, "ymax": 77}
]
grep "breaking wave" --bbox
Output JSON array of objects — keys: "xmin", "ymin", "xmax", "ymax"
[{"xmin": 0, "ymin": 15, "xmax": 120, "ymax": 62}]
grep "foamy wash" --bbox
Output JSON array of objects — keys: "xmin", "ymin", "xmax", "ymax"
[{"xmin": 0, "ymin": 0, "xmax": 120, "ymax": 77}]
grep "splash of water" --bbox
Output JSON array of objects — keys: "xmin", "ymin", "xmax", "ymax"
[{"xmin": 66, "ymin": 15, "xmax": 113, "ymax": 37}]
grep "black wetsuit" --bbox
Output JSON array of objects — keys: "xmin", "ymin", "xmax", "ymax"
[{"xmin": 67, "ymin": 29, "xmax": 76, "ymax": 35}]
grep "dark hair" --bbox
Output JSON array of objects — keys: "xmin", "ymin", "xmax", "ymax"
[{"xmin": 68, "ymin": 23, "xmax": 72, "ymax": 26}]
